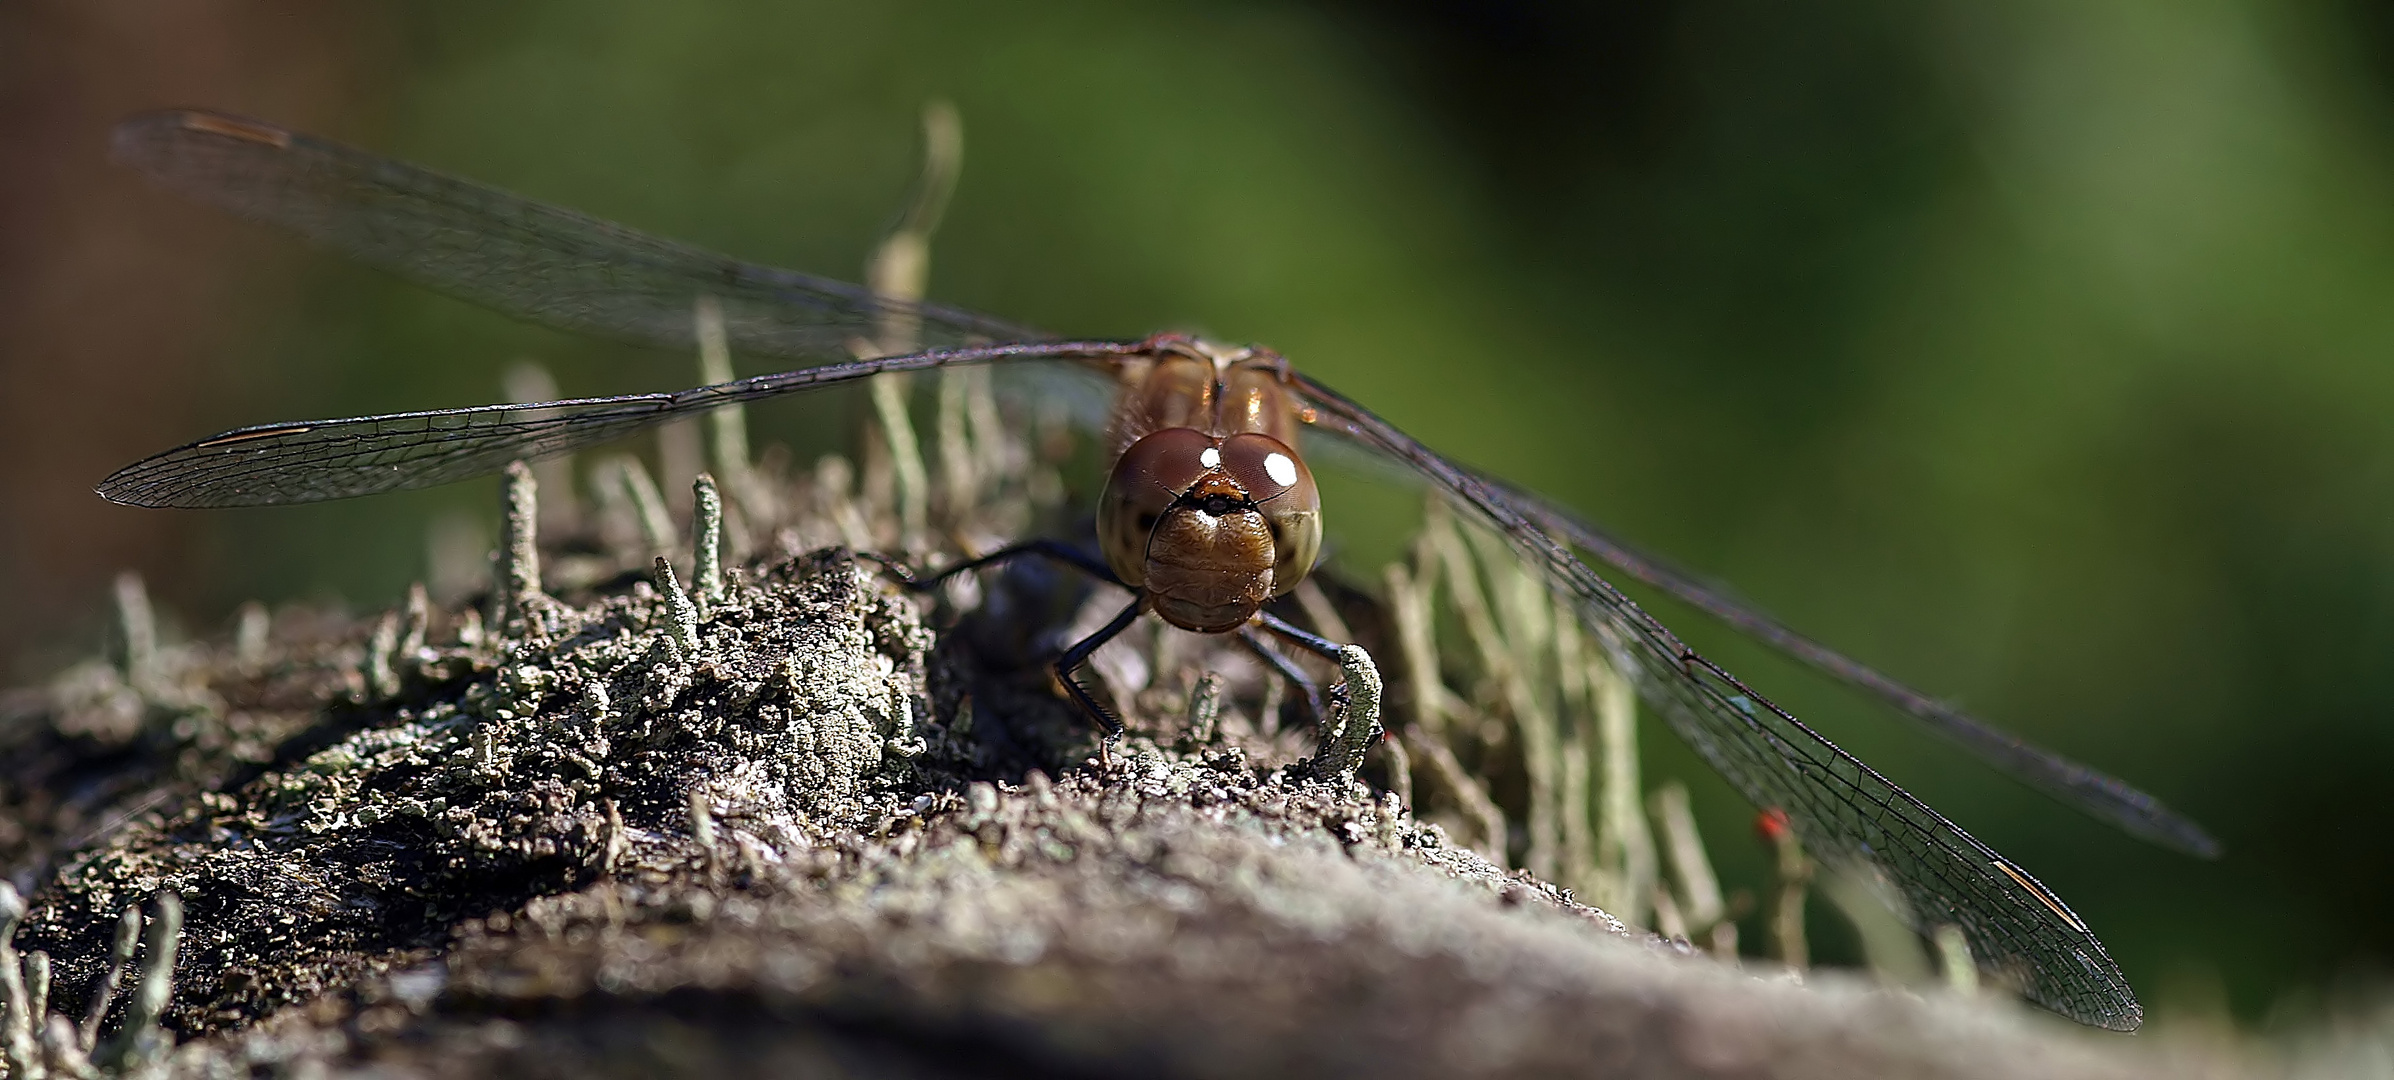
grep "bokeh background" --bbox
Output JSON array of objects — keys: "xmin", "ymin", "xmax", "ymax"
[{"xmin": 8, "ymin": 0, "xmax": 2394, "ymax": 1027}]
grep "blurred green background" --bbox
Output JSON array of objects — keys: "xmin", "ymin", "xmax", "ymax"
[{"xmin": 9, "ymin": 0, "xmax": 2394, "ymax": 1026}]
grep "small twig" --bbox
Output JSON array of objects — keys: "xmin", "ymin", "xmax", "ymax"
[
  {"xmin": 79, "ymin": 905, "xmax": 142, "ymax": 1051},
  {"xmin": 400, "ymin": 582, "xmax": 430, "ymax": 670},
  {"xmin": 1649, "ymin": 881, "xmax": 1690, "ymax": 941},
  {"xmin": 693, "ymin": 295, "xmax": 775, "ymax": 529},
  {"xmin": 1934, "ymin": 925, "xmax": 1979, "ymax": 996},
  {"xmin": 1184, "ymin": 672, "xmax": 1224, "ymax": 746},
  {"xmin": 24, "ymin": 952, "xmax": 48, "ymax": 1037},
  {"xmin": 42, "ymin": 1014, "xmax": 96, "ymax": 1080},
  {"xmin": 581, "ymin": 681, "xmax": 612, "ymax": 722},
  {"xmin": 1383, "ymin": 561, "xmax": 1448, "ymax": 734},
  {"xmin": 95, "ymin": 891, "xmax": 180, "ymax": 1071},
  {"xmin": 689, "ymin": 789, "xmax": 722, "ymax": 882},
  {"xmin": 0, "ymin": 881, "xmax": 36, "ymax": 1077},
  {"xmin": 1291, "ymin": 579, "xmax": 1354, "ymax": 647},
  {"xmin": 961, "ymin": 365, "xmax": 1017, "ymax": 502},
  {"xmin": 653, "ymin": 557, "xmax": 702, "ymax": 660},
  {"xmin": 1650, "ymin": 782, "xmax": 1737, "ymax": 958},
  {"xmin": 499, "ymin": 461, "xmax": 543, "ymax": 630},
  {"xmin": 232, "ymin": 601, "xmax": 270, "ymax": 671},
  {"xmin": 934, "ymin": 367, "xmax": 976, "ymax": 520},
  {"xmin": 693, "ymin": 474, "xmax": 725, "ymax": 615},
  {"xmin": 366, "ymin": 610, "xmax": 400, "ymax": 700},
  {"xmin": 654, "ymin": 414, "xmax": 706, "ymax": 518},
  {"xmin": 856, "ymin": 101, "xmax": 965, "ymax": 551},
  {"xmin": 1423, "ymin": 501, "xmax": 1510, "ymax": 702},
  {"xmin": 1402, "ymin": 730, "xmax": 1509, "ymax": 866},
  {"xmin": 1586, "ymin": 624, "xmax": 1654, "ymax": 927},
  {"xmin": 1377, "ymin": 730, "xmax": 1413, "ymax": 810},
  {"xmin": 809, "ymin": 456, "xmax": 879, "ymax": 553},
  {"xmin": 1470, "ymin": 526, "xmax": 1563, "ymax": 879},
  {"xmin": 869, "ymin": 375, "xmax": 930, "ymax": 551},
  {"xmin": 1554, "ymin": 601, "xmax": 1597, "ymax": 893},
  {"xmin": 1820, "ymin": 871, "xmax": 1931, "ymax": 985},
  {"xmin": 603, "ymin": 798, "xmax": 627, "ymax": 877},
  {"xmin": 1758, "ymin": 808, "xmax": 1813, "ymax": 970},
  {"xmin": 1383, "ymin": 554, "xmax": 1504, "ymax": 843},
  {"xmin": 612, "ymin": 456, "xmax": 677, "ymax": 558},
  {"xmin": 505, "ymin": 360, "xmax": 581, "ymax": 534},
  {"xmin": 455, "ymin": 607, "xmax": 485, "ymax": 650},
  {"xmin": 867, "ymin": 100, "xmax": 963, "ymax": 354},
  {"xmin": 113, "ymin": 571, "xmax": 159, "ymax": 695}
]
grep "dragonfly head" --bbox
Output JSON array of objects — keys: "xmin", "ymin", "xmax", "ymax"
[{"xmin": 1098, "ymin": 427, "xmax": 1321, "ymax": 634}]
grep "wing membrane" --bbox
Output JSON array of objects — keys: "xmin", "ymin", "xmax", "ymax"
[
  {"xmin": 1289, "ymin": 370, "xmax": 2143, "ymax": 1031},
  {"xmin": 1482, "ymin": 476, "xmax": 2218, "ymax": 859},
  {"xmin": 97, "ymin": 342, "xmax": 1136, "ymax": 508},
  {"xmin": 110, "ymin": 110, "xmax": 1041, "ymax": 361}
]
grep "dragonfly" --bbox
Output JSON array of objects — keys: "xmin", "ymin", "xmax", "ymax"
[{"xmin": 97, "ymin": 109, "xmax": 2215, "ymax": 1031}]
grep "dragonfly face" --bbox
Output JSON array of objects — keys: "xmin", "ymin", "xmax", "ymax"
[{"xmin": 1096, "ymin": 344, "xmax": 1323, "ymax": 634}]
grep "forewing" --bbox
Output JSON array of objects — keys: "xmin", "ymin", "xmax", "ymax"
[
  {"xmin": 110, "ymin": 110, "xmax": 1041, "ymax": 362},
  {"xmin": 1480, "ymin": 474, "xmax": 2217, "ymax": 858},
  {"xmin": 1288, "ymin": 371, "xmax": 2143, "ymax": 1031},
  {"xmin": 98, "ymin": 343, "xmax": 1138, "ymax": 509}
]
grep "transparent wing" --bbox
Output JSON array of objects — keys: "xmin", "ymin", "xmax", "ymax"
[
  {"xmin": 111, "ymin": 110, "xmax": 1041, "ymax": 361},
  {"xmin": 1290, "ymin": 371, "xmax": 2143, "ymax": 1032},
  {"xmin": 1477, "ymin": 475, "xmax": 2217, "ymax": 859},
  {"xmin": 97, "ymin": 342, "xmax": 1137, "ymax": 509}
]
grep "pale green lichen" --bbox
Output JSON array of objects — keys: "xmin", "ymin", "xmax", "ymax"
[
  {"xmin": 499, "ymin": 461, "xmax": 542, "ymax": 632},
  {"xmin": 93, "ymin": 892, "xmax": 178, "ymax": 1073},
  {"xmin": 1307, "ymin": 647, "xmax": 1382, "ymax": 780},
  {"xmin": 13, "ymin": 466, "xmax": 939, "ymax": 1038},
  {"xmin": 2, "ymin": 882, "xmax": 34, "ymax": 1077},
  {"xmin": 692, "ymin": 473, "xmax": 724, "ymax": 615},
  {"xmin": 77, "ymin": 905, "xmax": 140, "ymax": 1053}
]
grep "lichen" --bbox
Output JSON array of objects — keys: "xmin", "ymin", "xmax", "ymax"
[{"xmin": 12, "ymin": 547, "xmax": 934, "ymax": 1039}]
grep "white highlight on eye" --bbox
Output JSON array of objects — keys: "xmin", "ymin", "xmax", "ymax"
[
  {"xmin": 1264, "ymin": 451, "xmax": 1298, "ymax": 487},
  {"xmin": 1200, "ymin": 446, "xmax": 1222, "ymax": 469}
]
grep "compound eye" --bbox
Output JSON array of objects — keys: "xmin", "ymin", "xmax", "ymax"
[
  {"xmin": 1220, "ymin": 433, "xmax": 1321, "ymax": 596},
  {"xmin": 1111, "ymin": 428, "xmax": 1217, "ymax": 500},
  {"xmin": 1219, "ymin": 433, "xmax": 1312, "ymax": 506},
  {"xmin": 1096, "ymin": 428, "xmax": 1218, "ymax": 585}
]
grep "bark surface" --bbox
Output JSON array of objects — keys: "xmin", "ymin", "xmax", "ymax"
[{"xmin": 0, "ymin": 525, "xmax": 2283, "ymax": 1079}]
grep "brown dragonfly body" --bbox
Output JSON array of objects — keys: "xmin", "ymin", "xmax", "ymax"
[
  {"xmin": 1096, "ymin": 342, "xmax": 1321, "ymax": 635},
  {"xmin": 911, "ymin": 337, "xmax": 1342, "ymax": 735}
]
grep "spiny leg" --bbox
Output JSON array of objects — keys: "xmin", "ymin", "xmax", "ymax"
[
  {"xmin": 1056, "ymin": 595, "xmax": 1148, "ymax": 752},
  {"xmin": 1250, "ymin": 609, "xmax": 1360, "ymax": 728},
  {"xmin": 1235, "ymin": 627, "xmax": 1329, "ymax": 732},
  {"xmin": 866, "ymin": 538, "xmax": 1123, "ymax": 591},
  {"xmin": 1254, "ymin": 610, "xmax": 1385, "ymax": 779},
  {"xmin": 864, "ymin": 540, "xmax": 1144, "ymax": 754}
]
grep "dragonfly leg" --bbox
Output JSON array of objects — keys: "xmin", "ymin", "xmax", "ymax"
[
  {"xmin": 866, "ymin": 539, "xmax": 1122, "ymax": 590},
  {"xmin": 1053, "ymin": 594, "xmax": 1147, "ymax": 743},
  {"xmin": 1235, "ymin": 626, "xmax": 1329, "ymax": 733},
  {"xmin": 1251, "ymin": 608, "xmax": 1347, "ymax": 662},
  {"xmin": 1248, "ymin": 611, "xmax": 1355, "ymax": 728}
]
